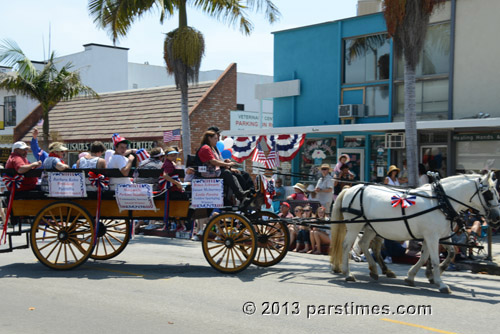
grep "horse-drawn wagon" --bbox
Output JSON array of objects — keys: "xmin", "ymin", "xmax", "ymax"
[{"xmin": 0, "ymin": 168, "xmax": 289, "ymax": 274}]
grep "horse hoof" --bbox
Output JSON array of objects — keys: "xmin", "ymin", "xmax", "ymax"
[
  {"xmin": 330, "ymin": 266, "xmax": 342, "ymax": 274},
  {"xmin": 386, "ymin": 271, "xmax": 396, "ymax": 278},
  {"xmin": 345, "ymin": 276, "xmax": 356, "ymax": 282},
  {"xmin": 429, "ymin": 279, "xmax": 435, "ymax": 285},
  {"xmin": 369, "ymin": 272, "xmax": 379, "ymax": 281},
  {"xmin": 404, "ymin": 278, "xmax": 415, "ymax": 287},
  {"xmin": 439, "ymin": 286, "xmax": 451, "ymax": 294}
]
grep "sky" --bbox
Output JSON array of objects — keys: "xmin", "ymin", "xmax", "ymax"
[{"xmin": 0, "ymin": 0, "xmax": 359, "ymax": 76}]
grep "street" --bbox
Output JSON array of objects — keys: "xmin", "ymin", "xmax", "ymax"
[{"xmin": 1, "ymin": 235, "xmax": 499, "ymax": 334}]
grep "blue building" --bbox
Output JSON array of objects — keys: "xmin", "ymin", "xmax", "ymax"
[{"xmin": 225, "ymin": 0, "xmax": 500, "ymax": 186}]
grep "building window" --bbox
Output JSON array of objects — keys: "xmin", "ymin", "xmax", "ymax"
[
  {"xmin": 394, "ymin": 22, "xmax": 450, "ymax": 121},
  {"xmin": 396, "ymin": 23, "xmax": 450, "ymax": 79},
  {"xmin": 4, "ymin": 96, "xmax": 16, "ymax": 127},
  {"xmin": 344, "ymin": 33, "xmax": 390, "ymax": 84},
  {"xmin": 456, "ymin": 141, "xmax": 500, "ymax": 173},
  {"xmin": 394, "ymin": 79, "xmax": 448, "ymax": 121},
  {"xmin": 365, "ymin": 85, "xmax": 389, "ymax": 116},
  {"xmin": 236, "ymin": 104, "xmax": 244, "ymax": 111}
]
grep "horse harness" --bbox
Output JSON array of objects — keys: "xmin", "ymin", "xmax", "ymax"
[{"xmin": 340, "ymin": 176, "xmax": 489, "ymax": 241}]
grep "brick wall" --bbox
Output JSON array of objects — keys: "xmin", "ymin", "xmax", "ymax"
[
  {"xmin": 189, "ymin": 63, "xmax": 237, "ymax": 154},
  {"xmin": 13, "ymin": 104, "xmax": 44, "ymax": 142}
]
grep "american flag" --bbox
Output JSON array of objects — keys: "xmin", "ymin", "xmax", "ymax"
[
  {"xmin": 251, "ymin": 147, "xmax": 267, "ymax": 164},
  {"xmin": 252, "ymin": 142, "xmax": 280, "ymax": 169},
  {"xmin": 163, "ymin": 129, "xmax": 181, "ymax": 142}
]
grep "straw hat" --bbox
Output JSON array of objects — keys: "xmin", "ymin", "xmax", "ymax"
[
  {"xmin": 293, "ymin": 183, "xmax": 308, "ymax": 193},
  {"xmin": 320, "ymin": 163, "xmax": 331, "ymax": 171},
  {"xmin": 387, "ymin": 165, "xmax": 400, "ymax": 176},
  {"xmin": 49, "ymin": 142, "xmax": 68, "ymax": 152}
]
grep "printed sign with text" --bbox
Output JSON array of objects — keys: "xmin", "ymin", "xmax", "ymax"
[
  {"xmin": 48, "ymin": 172, "xmax": 87, "ymax": 198},
  {"xmin": 192, "ymin": 179, "xmax": 224, "ymax": 208},
  {"xmin": 116, "ymin": 184, "xmax": 156, "ymax": 211}
]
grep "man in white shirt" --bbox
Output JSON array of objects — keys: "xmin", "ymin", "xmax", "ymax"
[
  {"xmin": 315, "ymin": 164, "xmax": 334, "ymax": 213},
  {"xmin": 107, "ymin": 134, "xmax": 136, "ymax": 190}
]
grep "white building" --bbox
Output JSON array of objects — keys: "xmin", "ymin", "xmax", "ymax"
[{"xmin": 0, "ymin": 43, "xmax": 273, "ymax": 149}]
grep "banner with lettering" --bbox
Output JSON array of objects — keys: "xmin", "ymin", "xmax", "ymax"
[
  {"xmin": 192, "ymin": 179, "xmax": 224, "ymax": 208},
  {"xmin": 116, "ymin": 184, "xmax": 156, "ymax": 211},
  {"xmin": 48, "ymin": 172, "xmax": 87, "ymax": 198}
]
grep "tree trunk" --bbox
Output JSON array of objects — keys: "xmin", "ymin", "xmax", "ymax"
[
  {"xmin": 178, "ymin": 0, "xmax": 191, "ymax": 162},
  {"xmin": 404, "ymin": 60, "xmax": 418, "ymax": 187},
  {"xmin": 180, "ymin": 84, "xmax": 191, "ymax": 162},
  {"xmin": 42, "ymin": 109, "xmax": 50, "ymax": 151}
]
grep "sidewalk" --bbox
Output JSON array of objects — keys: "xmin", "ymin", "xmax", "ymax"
[{"xmin": 455, "ymin": 231, "xmax": 500, "ymax": 275}]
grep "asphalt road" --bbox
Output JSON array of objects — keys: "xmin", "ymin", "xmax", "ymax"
[{"xmin": 1, "ymin": 235, "xmax": 499, "ymax": 334}]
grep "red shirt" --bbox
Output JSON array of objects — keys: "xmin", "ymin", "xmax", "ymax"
[
  {"xmin": 5, "ymin": 153, "xmax": 38, "ymax": 191},
  {"xmin": 161, "ymin": 158, "xmax": 180, "ymax": 192},
  {"xmin": 197, "ymin": 145, "xmax": 217, "ymax": 163}
]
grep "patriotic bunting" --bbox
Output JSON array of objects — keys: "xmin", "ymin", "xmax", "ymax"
[
  {"xmin": 266, "ymin": 134, "xmax": 306, "ymax": 162},
  {"xmin": 391, "ymin": 194, "xmax": 417, "ymax": 208},
  {"xmin": 231, "ymin": 136, "xmax": 259, "ymax": 162}
]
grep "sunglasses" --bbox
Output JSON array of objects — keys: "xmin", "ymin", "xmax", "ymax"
[
  {"xmin": 295, "ymin": 209, "xmax": 303, "ymax": 212},
  {"xmin": 304, "ymin": 209, "xmax": 311, "ymax": 212}
]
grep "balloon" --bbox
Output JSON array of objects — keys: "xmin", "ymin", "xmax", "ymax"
[
  {"xmin": 223, "ymin": 137, "xmax": 234, "ymax": 149},
  {"xmin": 221, "ymin": 149, "xmax": 232, "ymax": 159},
  {"xmin": 216, "ymin": 141, "xmax": 225, "ymax": 152},
  {"xmin": 226, "ymin": 148, "xmax": 233, "ymax": 153}
]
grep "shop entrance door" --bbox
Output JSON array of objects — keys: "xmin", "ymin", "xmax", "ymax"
[
  {"xmin": 421, "ymin": 145, "xmax": 447, "ymax": 177},
  {"xmin": 337, "ymin": 148, "xmax": 364, "ymax": 181}
]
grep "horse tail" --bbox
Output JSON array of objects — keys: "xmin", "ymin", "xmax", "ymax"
[{"xmin": 329, "ymin": 188, "xmax": 348, "ymax": 272}]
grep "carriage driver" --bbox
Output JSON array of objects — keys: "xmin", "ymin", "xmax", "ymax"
[{"xmin": 5, "ymin": 141, "xmax": 42, "ymax": 191}]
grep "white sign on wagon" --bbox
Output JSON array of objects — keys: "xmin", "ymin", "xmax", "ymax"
[
  {"xmin": 115, "ymin": 184, "xmax": 156, "ymax": 211},
  {"xmin": 192, "ymin": 179, "xmax": 223, "ymax": 208},
  {"xmin": 48, "ymin": 172, "xmax": 87, "ymax": 198}
]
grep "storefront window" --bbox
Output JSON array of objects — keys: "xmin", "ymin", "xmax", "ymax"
[
  {"xmin": 370, "ymin": 135, "xmax": 388, "ymax": 182},
  {"xmin": 456, "ymin": 141, "xmax": 500, "ymax": 173},
  {"xmin": 343, "ymin": 136, "xmax": 365, "ymax": 148},
  {"xmin": 344, "ymin": 34, "xmax": 390, "ymax": 84},
  {"xmin": 299, "ymin": 138, "xmax": 337, "ymax": 183}
]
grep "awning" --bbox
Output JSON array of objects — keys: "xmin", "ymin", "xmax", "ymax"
[{"xmin": 222, "ymin": 118, "xmax": 500, "ymax": 137}]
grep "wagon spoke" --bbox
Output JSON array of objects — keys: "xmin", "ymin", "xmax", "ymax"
[
  {"xmin": 104, "ymin": 234, "xmax": 117, "ymax": 252},
  {"xmin": 38, "ymin": 238, "xmax": 58, "ymax": 252},
  {"xmin": 210, "ymin": 244, "xmax": 227, "ymax": 258}
]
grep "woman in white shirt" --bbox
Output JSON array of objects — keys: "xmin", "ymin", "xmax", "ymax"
[{"xmin": 384, "ymin": 165, "xmax": 401, "ymax": 186}]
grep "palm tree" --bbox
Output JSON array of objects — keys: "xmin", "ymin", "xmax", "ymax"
[
  {"xmin": 88, "ymin": 0, "xmax": 280, "ymax": 160},
  {"xmin": 0, "ymin": 39, "xmax": 98, "ymax": 149},
  {"xmin": 382, "ymin": 0, "xmax": 446, "ymax": 186}
]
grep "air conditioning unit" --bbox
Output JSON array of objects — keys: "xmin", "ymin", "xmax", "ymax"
[
  {"xmin": 385, "ymin": 132, "xmax": 405, "ymax": 149},
  {"xmin": 338, "ymin": 104, "xmax": 366, "ymax": 118}
]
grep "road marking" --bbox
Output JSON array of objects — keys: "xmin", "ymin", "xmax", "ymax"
[
  {"xmin": 85, "ymin": 266, "xmax": 170, "ymax": 281},
  {"xmin": 86, "ymin": 266, "xmax": 145, "ymax": 277},
  {"xmin": 381, "ymin": 318, "xmax": 458, "ymax": 334}
]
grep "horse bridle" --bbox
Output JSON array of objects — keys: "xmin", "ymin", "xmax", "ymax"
[{"xmin": 469, "ymin": 178, "xmax": 497, "ymax": 215}]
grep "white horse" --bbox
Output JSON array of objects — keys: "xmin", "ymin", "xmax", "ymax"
[{"xmin": 329, "ymin": 172, "xmax": 500, "ymax": 293}]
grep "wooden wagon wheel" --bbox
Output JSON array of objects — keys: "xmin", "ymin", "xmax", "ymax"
[
  {"xmin": 89, "ymin": 219, "xmax": 131, "ymax": 260},
  {"xmin": 249, "ymin": 211, "xmax": 290, "ymax": 267},
  {"xmin": 30, "ymin": 201, "xmax": 95, "ymax": 270},
  {"xmin": 202, "ymin": 212, "xmax": 257, "ymax": 274}
]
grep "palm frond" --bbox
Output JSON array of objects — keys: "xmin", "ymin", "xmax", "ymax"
[
  {"xmin": 89, "ymin": 0, "xmax": 174, "ymax": 43},
  {"xmin": 0, "ymin": 39, "xmax": 38, "ymax": 79}
]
